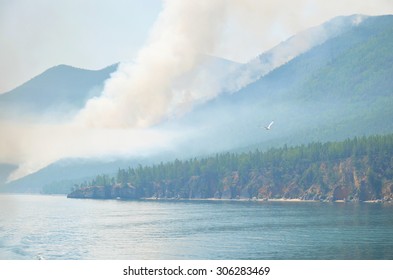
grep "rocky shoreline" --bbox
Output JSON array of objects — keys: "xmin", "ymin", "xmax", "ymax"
[
  {"xmin": 67, "ymin": 184, "xmax": 138, "ymax": 199},
  {"xmin": 67, "ymin": 184, "xmax": 391, "ymax": 204}
]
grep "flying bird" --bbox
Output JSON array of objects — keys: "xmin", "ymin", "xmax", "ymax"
[{"xmin": 264, "ymin": 121, "xmax": 274, "ymax": 130}]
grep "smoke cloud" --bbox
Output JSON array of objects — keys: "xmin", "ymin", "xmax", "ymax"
[{"xmin": 75, "ymin": 0, "xmax": 230, "ymax": 128}]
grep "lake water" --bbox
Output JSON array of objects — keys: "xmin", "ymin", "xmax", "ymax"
[{"xmin": 1, "ymin": 194, "xmax": 393, "ymax": 260}]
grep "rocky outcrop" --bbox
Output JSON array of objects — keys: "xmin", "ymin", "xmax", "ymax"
[
  {"xmin": 245, "ymin": 157, "xmax": 390, "ymax": 202},
  {"xmin": 67, "ymin": 184, "xmax": 139, "ymax": 199}
]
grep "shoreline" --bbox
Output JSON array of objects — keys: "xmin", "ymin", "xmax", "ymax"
[
  {"xmin": 2, "ymin": 193, "xmax": 389, "ymax": 204},
  {"xmin": 142, "ymin": 197, "xmax": 388, "ymax": 204}
]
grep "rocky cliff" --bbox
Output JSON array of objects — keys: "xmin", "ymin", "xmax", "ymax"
[
  {"xmin": 67, "ymin": 183, "xmax": 140, "ymax": 199},
  {"xmin": 68, "ymin": 156, "xmax": 393, "ymax": 202}
]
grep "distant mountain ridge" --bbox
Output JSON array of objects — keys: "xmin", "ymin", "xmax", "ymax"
[
  {"xmin": 1, "ymin": 157, "xmax": 141, "ymax": 193},
  {"xmin": 228, "ymin": 14, "xmax": 368, "ymax": 92},
  {"xmin": 0, "ymin": 56, "xmax": 241, "ymax": 121},
  {"xmin": 0, "ymin": 15, "xmax": 367, "ymax": 121},
  {"xmin": 0, "ymin": 64, "xmax": 118, "ymax": 120}
]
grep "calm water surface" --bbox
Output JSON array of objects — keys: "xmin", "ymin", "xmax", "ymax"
[{"xmin": 1, "ymin": 194, "xmax": 393, "ymax": 260}]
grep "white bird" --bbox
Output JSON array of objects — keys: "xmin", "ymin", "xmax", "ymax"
[
  {"xmin": 36, "ymin": 253, "xmax": 45, "ymax": 260},
  {"xmin": 264, "ymin": 121, "xmax": 274, "ymax": 130}
]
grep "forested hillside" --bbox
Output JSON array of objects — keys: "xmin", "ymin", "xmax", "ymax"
[
  {"xmin": 68, "ymin": 134, "xmax": 393, "ymax": 202},
  {"xmin": 167, "ymin": 15, "xmax": 393, "ymax": 156}
]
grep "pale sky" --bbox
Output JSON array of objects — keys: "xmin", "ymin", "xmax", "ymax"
[
  {"xmin": 1, "ymin": 0, "xmax": 392, "ymax": 93},
  {"xmin": 0, "ymin": 0, "xmax": 162, "ymax": 93}
]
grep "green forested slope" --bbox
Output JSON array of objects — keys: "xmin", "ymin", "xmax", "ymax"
[
  {"xmin": 183, "ymin": 15, "xmax": 393, "ymax": 152},
  {"xmin": 69, "ymin": 134, "xmax": 393, "ymax": 202}
]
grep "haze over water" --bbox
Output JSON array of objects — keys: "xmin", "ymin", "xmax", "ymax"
[{"xmin": 1, "ymin": 194, "xmax": 392, "ymax": 260}]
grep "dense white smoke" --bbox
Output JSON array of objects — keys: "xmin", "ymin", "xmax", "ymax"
[
  {"xmin": 75, "ymin": 0, "xmax": 230, "ymax": 128},
  {"xmin": 74, "ymin": 0, "xmax": 389, "ymax": 129}
]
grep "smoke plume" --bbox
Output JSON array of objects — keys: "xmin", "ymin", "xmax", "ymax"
[{"xmin": 75, "ymin": 0, "xmax": 230, "ymax": 128}]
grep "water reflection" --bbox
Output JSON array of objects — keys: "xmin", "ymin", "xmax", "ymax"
[{"xmin": 1, "ymin": 194, "xmax": 393, "ymax": 259}]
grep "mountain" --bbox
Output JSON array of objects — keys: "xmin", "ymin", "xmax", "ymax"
[
  {"xmin": 0, "ymin": 64, "xmax": 118, "ymax": 120},
  {"xmin": 169, "ymin": 14, "xmax": 393, "ymax": 154},
  {"xmin": 0, "ymin": 16, "xmax": 363, "ymax": 121},
  {"xmin": 2, "ymin": 14, "xmax": 392, "ymax": 194},
  {"xmin": 0, "ymin": 15, "xmax": 366, "ymax": 122},
  {"xmin": 227, "ymin": 14, "xmax": 368, "ymax": 92},
  {"xmin": 0, "ymin": 57, "xmax": 241, "ymax": 193},
  {"xmin": 1, "ymin": 157, "xmax": 141, "ymax": 193},
  {"xmin": 0, "ymin": 55, "xmax": 241, "ymax": 121}
]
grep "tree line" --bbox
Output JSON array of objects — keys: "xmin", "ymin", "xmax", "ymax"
[{"xmin": 71, "ymin": 134, "xmax": 393, "ymax": 201}]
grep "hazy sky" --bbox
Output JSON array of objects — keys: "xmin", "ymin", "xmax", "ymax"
[
  {"xmin": 1, "ymin": 0, "xmax": 392, "ymax": 93},
  {"xmin": 0, "ymin": 0, "xmax": 162, "ymax": 93}
]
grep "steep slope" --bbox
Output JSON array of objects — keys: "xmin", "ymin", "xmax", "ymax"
[
  {"xmin": 229, "ymin": 14, "xmax": 368, "ymax": 92},
  {"xmin": 170, "ymin": 15, "xmax": 393, "ymax": 154}
]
